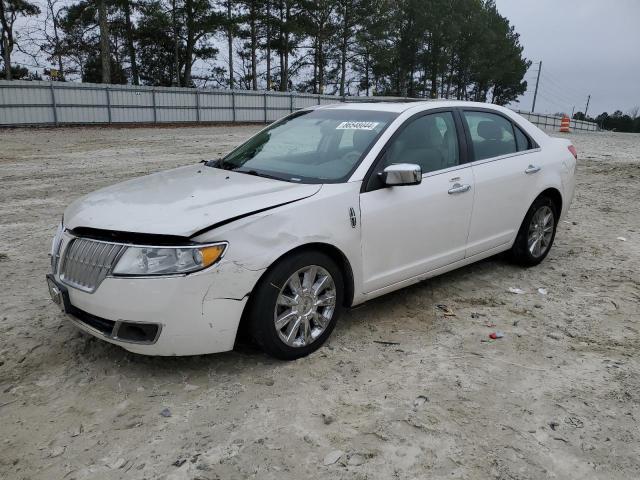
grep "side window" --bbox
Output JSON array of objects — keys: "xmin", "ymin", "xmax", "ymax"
[
  {"xmin": 514, "ymin": 124, "xmax": 532, "ymax": 151},
  {"xmin": 463, "ymin": 111, "xmax": 517, "ymax": 161},
  {"xmin": 382, "ymin": 111, "xmax": 459, "ymax": 174}
]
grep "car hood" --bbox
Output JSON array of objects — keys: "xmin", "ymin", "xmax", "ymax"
[{"xmin": 64, "ymin": 165, "xmax": 322, "ymax": 237}]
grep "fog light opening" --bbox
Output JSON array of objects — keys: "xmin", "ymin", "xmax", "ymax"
[{"xmin": 115, "ymin": 321, "xmax": 160, "ymax": 343}]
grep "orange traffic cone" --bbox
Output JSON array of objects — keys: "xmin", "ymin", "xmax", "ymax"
[{"xmin": 560, "ymin": 115, "xmax": 570, "ymax": 133}]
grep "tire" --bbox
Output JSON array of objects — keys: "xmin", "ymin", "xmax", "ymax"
[
  {"xmin": 248, "ymin": 251, "xmax": 344, "ymax": 360},
  {"xmin": 510, "ymin": 195, "xmax": 558, "ymax": 266}
]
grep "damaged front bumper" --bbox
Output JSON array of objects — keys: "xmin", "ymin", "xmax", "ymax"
[{"xmin": 47, "ymin": 259, "xmax": 263, "ymax": 356}]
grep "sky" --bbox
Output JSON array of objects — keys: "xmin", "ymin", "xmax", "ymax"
[{"xmin": 494, "ymin": 0, "xmax": 640, "ymax": 116}]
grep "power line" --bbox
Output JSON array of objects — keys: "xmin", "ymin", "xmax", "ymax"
[
  {"xmin": 539, "ymin": 69, "xmax": 593, "ymax": 114},
  {"xmin": 536, "ymin": 93, "xmax": 572, "ymax": 113},
  {"xmin": 538, "ymin": 85, "xmax": 582, "ymax": 109},
  {"xmin": 541, "ymin": 69, "xmax": 590, "ymax": 98},
  {"xmin": 539, "ymin": 73, "xmax": 585, "ymax": 105},
  {"xmin": 520, "ymin": 61, "xmax": 593, "ymax": 115}
]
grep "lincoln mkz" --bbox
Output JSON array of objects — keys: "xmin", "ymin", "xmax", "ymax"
[{"xmin": 47, "ymin": 102, "xmax": 577, "ymax": 359}]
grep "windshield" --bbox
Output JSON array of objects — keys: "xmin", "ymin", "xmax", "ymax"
[{"xmin": 208, "ymin": 109, "xmax": 397, "ymax": 183}]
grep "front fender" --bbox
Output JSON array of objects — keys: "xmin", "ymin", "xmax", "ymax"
[{"xmin": 193, "ymin": 182, "xmax": 364, "ymax": 303}]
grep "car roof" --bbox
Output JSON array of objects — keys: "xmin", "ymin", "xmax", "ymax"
[{"xmin": 311, "ymin": 100, "xmax": 506, "ymax": 114}]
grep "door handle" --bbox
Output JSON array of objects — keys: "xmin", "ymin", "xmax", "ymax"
[
  {"xmin": 525, "ymin": 165, "xmax": 541, "ymax": 174},
  {"xmin": 448, "ymin": 183, "xmax": 471, "ymax": 194}
]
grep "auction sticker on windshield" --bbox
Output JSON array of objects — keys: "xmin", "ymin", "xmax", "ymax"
[{"xmin": 336, "ymin": 121, "xmax": 379, "ymax": 130}]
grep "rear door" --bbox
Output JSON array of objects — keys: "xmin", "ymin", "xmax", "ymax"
[
  {"xmin": 461, "ymin": 109, "xmax": 543, "ymax": 256},
  {"xmin": 359, "ymin": 110, "xmax": 474, "ymax": 293}
]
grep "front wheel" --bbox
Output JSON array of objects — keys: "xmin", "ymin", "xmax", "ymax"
[
  {"xmin": 510, "ymin": 196, "xmax": 558, "ymax": 266},
  {"xmin": 248, "ymin": 251, "xmax": 344, "ymax": 360}
]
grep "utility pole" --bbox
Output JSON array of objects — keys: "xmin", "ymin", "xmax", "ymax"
[
  {"xmin": 531, "ymin": 60, "xmax": 542, "ymax": 113},
  {"xmin": 227, "ymin": 0, "xmax": 233, "ymax": 90},
  {"xmin": 571, "ymin": 106, "xmax": 575, "ymax": 118},
  {"xmin": 266, "ymin": 0, "xmax": 271, "ymax": 90},
  {"xmin": 97, "ymin": 0, "xmax": 111, "ymax": 84},
  {"xmin": 172, "ymin": 0, "xmax": 179, "ymax": 86},
  {"xmin": 584, "ymin": 94, "xmax": 591, "ymax": 118}
]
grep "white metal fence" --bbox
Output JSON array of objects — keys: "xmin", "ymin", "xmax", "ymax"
[
  {"xmin": 0, "ymin": 80, "xmax": 599, "ymax": 132},
  {"xmin": 0, "ymin": 80, "xmax": 342, "ymax": 126},
  {"xmin": 516, "ymin": 110, "xmax": 598, "ymax": 132}
]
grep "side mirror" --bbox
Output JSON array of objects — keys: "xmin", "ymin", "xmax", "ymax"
[{"xmin": 380, "ymin": 163, "xmax": 422, "ymax": 186}]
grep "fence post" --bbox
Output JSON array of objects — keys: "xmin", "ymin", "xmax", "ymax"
[
  {"xmin": 49, "ymin": 82, "xmax": 58, "ymax": 126},
  {"xmin": 264, "ymin": 92, "xmax": 268, "ymax": 123},
  {"xmin": 105, "ymin": 85, "xmax": 112, "ymax": 123},
  {"xmin": 231, "ymin": 90, "xmax": 236, "ymax": 122},
  {"xmin": 317, "ymin": 95, "xmax": 321, "ymax": 105},
  {"xmin": 152, "ymin": 88, "xmax": 157, "ymax": 123},
  {"xmin": 290, "ymin": 92, "xmax": 294, "ymax": 113},
  {"xmin": 195, "ymin": 89, "xmax": 201, "ymax": 123}
]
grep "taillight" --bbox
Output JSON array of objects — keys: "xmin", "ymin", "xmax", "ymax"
[{"xmin": 568, "ymin": 145, "xmax": 578, "ymax": 160}]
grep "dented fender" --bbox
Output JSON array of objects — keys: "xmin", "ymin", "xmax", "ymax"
[{"xmin": 193, "ymin": 182, "xmax": 365, "ymax": 304}]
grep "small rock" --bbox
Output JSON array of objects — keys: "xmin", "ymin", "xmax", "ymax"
[
  {"xmin": 160, "ymin": 407, "xmax": 172, "ymax": 418},
  {"xmin": 547, "ymin": 332, "xmax": 562, "ymax": 341},
  {"xmin": 537, "ymin": 288, "xmax": 548, "ymax": 295},
  {"xmin": 413, "ymin": 395, "xmax": 428, "ymax": 407},
  {"xmin": 321, "ymin": 413, "xmax": 335, "ymax": 425},
  {"xmin": 436, "ymin": 304, "xmax": 456, "ymax": 316},
  {"xmin": 172, "ymin": 458, "xmax": 187, "ymax": 467},
  {"xmin": 255, "ymin": 378, "xmax": 275, "ymax": 386},
  {"xmin": 49, "ymin": 446, "xmax": 65, "ymax": 458},
  {"xmin": 70, "ymin": 424, "xmax": 83, "ymax": 437},
  {"xmin": 110, "ymin": 458, "xmax": 126, "ymax": 469},
  {"xmin": 549, "ymin": 421, "xmax": 560, "ymax": 431},
  {"xmin": 323, "ymin": 450, "xmax": 343, "ymax": 465}
]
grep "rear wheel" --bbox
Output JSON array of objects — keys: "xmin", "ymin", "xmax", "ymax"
[
  {"xmin": 510, "ymin": 196, "xmax": 558, "ymax": 266},
  {"xmin": 248, "ymin": 251, "xmax": 343, "ymax": 360}
]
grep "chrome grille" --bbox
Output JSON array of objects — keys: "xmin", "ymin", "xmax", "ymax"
[{"xmin": 59, "ymin": 238, "xmax": 126, "ymax": 293}]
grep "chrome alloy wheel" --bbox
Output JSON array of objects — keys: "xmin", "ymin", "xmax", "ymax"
[
  {"xmin": 527, "ymin": 205, "xmax": 554, "ymax": 258},
  {"xmin": 274, "ymin": 265, "xmax": 337, "ymax": 348}
]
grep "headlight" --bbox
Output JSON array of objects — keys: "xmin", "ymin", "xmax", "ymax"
[
  {"xmin": 112, "ymin": 243, "xmax": 227, "ymax": 276},
  {"xmin": 50, "ymin": 222, "xmax": 64, "ymax": 272},
  {"xmin": 51, "ymin": 222, "xmax": 63, "ymax": 256}
]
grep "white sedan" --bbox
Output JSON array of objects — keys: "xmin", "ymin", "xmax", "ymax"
[{"xmin": 47, "ymin": 101, "xmax": 577, "ymax": 359}]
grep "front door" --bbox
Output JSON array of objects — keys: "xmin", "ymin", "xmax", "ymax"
[{"xmin": 359, "ymin": 111, "xmax": 474, "ymax": 293}]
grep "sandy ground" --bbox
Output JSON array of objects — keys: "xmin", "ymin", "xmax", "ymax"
[{"xmin": 0, "ymin": 125, "xmax": 639, "ymax": 480}]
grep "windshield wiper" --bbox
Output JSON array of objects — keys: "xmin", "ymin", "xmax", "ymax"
[
  {"xmin": 203, "ymin": 158, "xmax": 223, "ymax": 168},
  {"xmin": 235, "ymin": 168, "xmax": 281, "ymax": 180},
  {"xmin": 204, "ymin": 160, "xmax": 283, "ymax": 181}
]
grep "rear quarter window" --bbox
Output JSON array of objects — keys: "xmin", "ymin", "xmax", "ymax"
[{"xmin": 514, "ymin": 124, "xmax": 533, "ymax": 151}]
